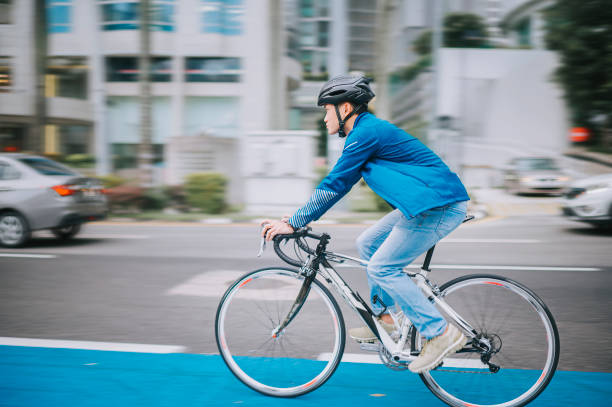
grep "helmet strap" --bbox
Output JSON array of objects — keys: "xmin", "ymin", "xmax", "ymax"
[{"xmin": 334, "ymin": 104, "xmax": 358, "ymax": 138}]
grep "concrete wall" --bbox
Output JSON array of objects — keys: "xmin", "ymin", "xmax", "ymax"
[{"xmin": 434, "ymin": 48, "xmax": 570, "ymax": 187}]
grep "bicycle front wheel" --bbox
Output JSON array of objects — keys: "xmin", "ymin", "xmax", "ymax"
[
  {"xmin": 215, "ymin": 267, "xmax": 345, "ymax": 397},
  {"xmin": 413, "ymin": 274, "xmax": 559, "ymax": 407}
]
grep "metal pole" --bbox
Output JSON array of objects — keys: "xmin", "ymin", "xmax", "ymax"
[
  {"xmin": 139, "ymin": 0, "xmax": 153, "ymax": 187},
  {"xmin": 428, "ymin": 0, "xmax": 444, "ymax": 153},
  {"xmin": 32, "ymin": 0, "xmax": 47, "ymax": 154}
]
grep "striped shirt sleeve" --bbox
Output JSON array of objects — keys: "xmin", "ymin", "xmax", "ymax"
[{"xmin": 287, "ymin": 188, "xmax": 340, "ymax": 229}]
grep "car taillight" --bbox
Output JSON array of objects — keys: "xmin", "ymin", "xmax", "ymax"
[{"xmin": 51, "ymin": 185, "xmax": 76, "ymax": 196}]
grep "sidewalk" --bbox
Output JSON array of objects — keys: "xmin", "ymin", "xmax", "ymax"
[{"xmin": 469, "ymin": 188, "xmax": 562, "ymax": 218}]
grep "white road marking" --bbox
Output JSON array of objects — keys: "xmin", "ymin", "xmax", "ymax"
[
  {"xmin": 0, "ymin": 337, "xmax": 186, "ymax": 353},
  {"xmin": 317, "ymin": 352, "xmax": 488, "ymax": 369},
  {"xmin": 78, "ymin": 234, "xmax": 150, "ymax": 239},
  {"xmin": 442, "ymin": 238, "xmax": 540, "ymax": 243},
  {"xmin": 0, "ymin": 253, "xmax": 57, "ymax": 259},
  {"xmin": 35, "ymin": 231, "xmax": 150, "ymax": 240},
  {"xmin": 336, "ymin": 264, "xmax": 600, "ymax": 272},
  {"xmin": 166, "ymin": 270, "xmax": 324, "ymax": 300},
  {"xmin": 318, "ymin": 352, "xmax": 382, "ymax": 364}
]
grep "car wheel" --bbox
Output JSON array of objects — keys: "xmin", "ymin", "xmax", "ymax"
[
  {"xmin": 52, "ymin": 223, "xmax": 81, "ymax": 240},
  {"xmin": 0, "ymin": 212, "xmax": 31, "ymax": 248}
]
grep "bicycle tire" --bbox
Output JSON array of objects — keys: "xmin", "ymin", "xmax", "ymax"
[
  {"xmin": 215, "ymin": 267, "xmax": 346, "ymax": 397},
  {"xmin": 411, "ymin": 274, "xmax": 559, "ymax": 407}
]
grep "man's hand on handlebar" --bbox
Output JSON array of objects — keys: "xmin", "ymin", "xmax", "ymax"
[{"xmin": 260, "ymin": 218, "xmax": 295, "ymax": 241}]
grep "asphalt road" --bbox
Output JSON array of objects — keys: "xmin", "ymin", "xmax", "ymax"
[{"xmin": 0, "ymin": 214, "xmax": 611, "ymax": 374}]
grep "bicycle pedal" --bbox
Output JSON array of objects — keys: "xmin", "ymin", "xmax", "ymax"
[{"xmin": 359, "ymin": 342, "xmax": 381, "ymax": 352}]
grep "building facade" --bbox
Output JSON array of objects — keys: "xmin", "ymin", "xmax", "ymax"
[{"xmin": 0, "ymin": 0, "xmax": 301, "ymax": 180}]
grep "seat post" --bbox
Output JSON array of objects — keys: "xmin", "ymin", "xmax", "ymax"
[{"xmin": 422, "ymin": 245, "xmax": 436, "ymax": 271}]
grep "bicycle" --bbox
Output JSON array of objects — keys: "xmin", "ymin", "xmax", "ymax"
[{"xmin": 215, "ymin": 219, "xmax": 559, "ymax": 407}]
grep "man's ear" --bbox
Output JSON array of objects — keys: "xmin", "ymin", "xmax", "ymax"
[{"xmin": 341, "ymin": 101, "xmax": 353, "ymax": 115}]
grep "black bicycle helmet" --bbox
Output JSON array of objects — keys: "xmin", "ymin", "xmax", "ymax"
[
  {"xmin": 317, "ymin": 75, "xmax": 375, "ymax": 137},
  {"xmin": 317, "ymin": 75, "xmax": 375, "ymax": 107}
]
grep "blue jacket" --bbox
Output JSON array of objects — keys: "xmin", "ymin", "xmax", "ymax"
[{"xmin": 288, "ymin": 113, "xmax": 470, "ymax": 229}]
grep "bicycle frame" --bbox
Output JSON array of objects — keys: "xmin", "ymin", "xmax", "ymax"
[{"xmin": 314, "ymin": 249, "xmax": 482, "ymax": 362}]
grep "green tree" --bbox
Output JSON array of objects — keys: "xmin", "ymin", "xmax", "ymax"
[
  {"xmin": 443, "ymin": 13, "xmax": 489, "ymax": 48},
  {"xmin": 413, "ymin": 30, "xmax": 432, "ymax": 56},
  {"xmin": 544, "ymin": 0, "xmax": 612, "ymax": 147},
  {"xmin": 412, "ymin": 13, "xmax": 489, "ymax": 58}
]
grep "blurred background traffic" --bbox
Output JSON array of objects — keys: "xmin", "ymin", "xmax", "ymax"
[{"xmin": 1, "ymin": 0, "xmax": 611, "ymax": 247}]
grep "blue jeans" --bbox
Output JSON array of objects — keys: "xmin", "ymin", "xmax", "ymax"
[{"xmin": 356, "ymin": 201, "xmax": 468, "ymax": 339}]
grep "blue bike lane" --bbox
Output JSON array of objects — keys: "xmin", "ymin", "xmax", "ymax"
[{"xmin": 1, "ymin": 345, "xmax": 611, "ymax": 407}]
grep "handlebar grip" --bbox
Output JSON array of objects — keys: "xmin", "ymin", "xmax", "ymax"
[{"xmin": 273, "ymin": 236, "xmax": 303, "ymax": 267}]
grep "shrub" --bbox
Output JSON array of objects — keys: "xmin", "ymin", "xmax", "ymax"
[
  {"xmin": 140, "ymin": 188, "xmax": 168, "ymax": 211},
  {"xmin": 184, "ymin": 172, "xmax": 228, "ymax": 214},
  {"xmin": 96, "ymin": 174, "xmax": 127, "ymax": 189},
  {"xmin": 64, "ymin": 154, "xmax": 96, "ymax": 168}
]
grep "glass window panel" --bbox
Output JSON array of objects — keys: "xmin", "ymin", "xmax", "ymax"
[
  {"xmin": 317, "ymin": 21, "xmax": 329, "ymax": 47},
  {"xmin": 102, "ymin": 3, "xmax": 139, "ymax": 22},
  {"xmin": 49, "ymin": 5, "xmax": 70, "ymax": 23},
  {"xmin": 152, "ymin": 3, "xmax": 173, "ymax": 23},
  {"xmin": 300, "ymin": 21, "xmax": 315, "ymax": 46},
  {"xmin": 151, "ymin": 57, "xmax": 172, "ymax": 82},
  {"xmin": 47, "ymin": 57, "xmax": 88, "ymax": 99},
  {"xmin": 106, "ymin": 57, "xmax": 139, "ymax": 82},
  {"xmin": 300, "ymin": 0, "xmax": 314, "ymax": 17},
  {"xmin": 202, "ymin": 0, "xmax": 242, "ymax": 35},
  {"xmin": 185, "ymin": 57, "xmax": 241, "ymax": 82},
  {"xmin": 0, "ymin": 57, "xmax": 10, "ymax": 92}
]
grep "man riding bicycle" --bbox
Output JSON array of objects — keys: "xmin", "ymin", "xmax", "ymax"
[{"xmin": 262, "ymin": 74, "xmax": 470, "ymax": 374}]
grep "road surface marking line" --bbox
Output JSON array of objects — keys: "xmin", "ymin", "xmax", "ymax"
[
  {"xmin": 318, "ymin": 353, "xmax": 488, "ymax": 368},
  {"xmin": 442, "ymin": 238, "xmax": 541, "ymax": 243},
  {"xmin": 76, "ymin": 234, "xmax": 150, "ymax": 239},
  {"xmin": 0, "ymin": 337, "xmax": 186, "ymax": 353},
  {"xmin": 0, "ymin": 253, "xmax": 57, "ymax": 259},
  {"xmin": 336, "ymin": 264, "xmax": 601, "ymax": 272}
]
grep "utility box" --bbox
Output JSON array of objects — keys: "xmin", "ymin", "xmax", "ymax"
[
  {"xmin": 165, "ymin": 133, "xmax": 241, "ymax": 205},
  {"xmin": 243, "ymin": 130, "xmax": 317, "ymax": 214}
]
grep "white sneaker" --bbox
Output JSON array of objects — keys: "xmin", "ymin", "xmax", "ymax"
[
  {"xmin": 408, "ymin": 324, "xmax": 467, "ymax": 373},
  {"xmin": 349, "ymin": 319, "xmax": 395, "ymax": 343}
]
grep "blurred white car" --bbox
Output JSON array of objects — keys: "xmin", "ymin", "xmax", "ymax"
[
  {"xmin": 561, "ymin": 173, "xmax": 612, "ymax": 228},
  {"xmin": 503, "ymin": 157, "xmax": 571, "ymax": 195},
  {"xmin": 0, "ymin": 153, "xmax": 108, "ymax": 247}
]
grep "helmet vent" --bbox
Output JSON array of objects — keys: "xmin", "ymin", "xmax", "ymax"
[{"xmin": 329, "ymin": 90, "xmax": 346, "ymax": 96}]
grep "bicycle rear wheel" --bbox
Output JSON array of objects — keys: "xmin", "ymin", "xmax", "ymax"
[
  {"xmin": 215, "ymin": 267, "xmax": 345, "ymax": 397},
  {"xmin": 412, "ymin": 274, "xmax": 559, "ymax": 407}
]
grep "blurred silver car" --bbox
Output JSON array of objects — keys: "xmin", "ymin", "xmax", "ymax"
[
  {"xmin": 0, "ymin": 153, "xmax": 108, "ymax": 247},
  {"xmin": 503, "ymin": 157, "xmax": 570, "ymax": 195},
  {"xmin": 561, "ymin": 173, "xmax": 612, "ymax": 228}
]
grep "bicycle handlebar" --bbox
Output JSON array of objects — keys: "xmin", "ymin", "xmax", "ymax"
[{"xmin": 272, "ymin": 227, "xmax": 324, "ymax": 267}]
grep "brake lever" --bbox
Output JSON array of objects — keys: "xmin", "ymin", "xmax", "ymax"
[
  {"xmin": 257, "ymin": 224, "xmax": 269, "ymax": 257},
  {"xmin": 257, "ymin": 237, "xmax": 266, "ymax": 257}
]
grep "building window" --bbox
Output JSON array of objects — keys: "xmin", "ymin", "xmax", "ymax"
[
  {"xmin": 299, "ymin": 0, "xmax": 314, "ymax": 18},
  {"xmin": 516, "ymin": 17, "xmax": 531, "ymax": 47},
  {"xmin": 151, "ymin": 57, "xmax": 172, "ymax": 82},
  {"xmin": 47, "ymin": 0, "xmax": 72, "ymax": 33},
  {"xmin": 300, "ymin": 21, "xmax": 316, "ymax": 46},
  {"xmin": 106, "ymin": 56, "xmax": 173, "ymax": 82},
  {"xmin": 201, "ymin": 0, "xmax": 243, "ymax": 36},
  {"xmin": 0, "ymin": 0, "xmax": 12, "ymax": 24},
  {"xmin": 0, "ymin": 57, "xmax": 11, "ymax": 92},
  {"xmin": 185, "ymin": 57, "xmax": 241, "ymax": 82},
  {"xmin": 317, "ymin": 21, "xmax": 329, "ymax": 47},
  {"xmin": 46, "ymin": 57, "xmax": 88, "ymax": 99},
  {"xmin": 107, "ymin": 57, "xmax": 138, "ymax": 82},
  {"xmin": 99, "ymin": 0, "xmax": 175, "ymax": 32}
]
